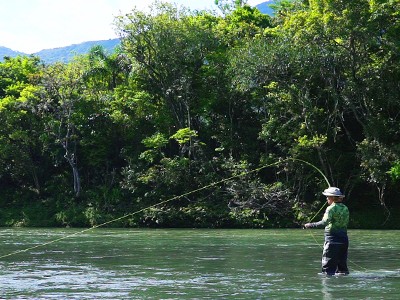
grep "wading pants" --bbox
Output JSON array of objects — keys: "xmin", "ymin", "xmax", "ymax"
[{"xmin": 321, "ymin": 236, "xmax": 349, "ymax": 275}]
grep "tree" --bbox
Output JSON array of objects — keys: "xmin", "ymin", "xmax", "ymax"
[
  {"xmin": 214, "ymin": 0, "xmax": 248, "ymax": 13},
  {"xmin": 38, "ymin": 62, "xmax": 85, "ymax": 197},
  {"xmin": 0, "ymin": 56, "xmax": 45, "ymax": 195},
  {"xmin": 228, "ymin": 0, "xmax": 400, "ymax": 211},
  {"xmin": 115, "ymin": 2, "xmax": 222, "ymax": 130},
  {"xmin": 84, "ymin": 45, "xmax": 131, "ymax": 91}
]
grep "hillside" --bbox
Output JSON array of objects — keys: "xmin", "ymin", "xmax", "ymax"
[
  {"xmin": 35, "ymin": 39, "xmax": 120, "ymax": 64},
  {"xmin": 0, "ymin": 46, "xmax": 25, "ymax": 59},
  {"xmin": 256, "ymin": 0, "xmax": 275, "ymax": 15},
  {"xmin": 0, "ymin": 39, "xmax": 120, "ymax": 64}
]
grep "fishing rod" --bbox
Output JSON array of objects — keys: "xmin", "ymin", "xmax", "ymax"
[{"xmin": 0, "ymin": 157, "xmax": 330, "ymax": 259}]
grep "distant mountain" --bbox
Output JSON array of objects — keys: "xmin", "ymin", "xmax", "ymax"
[
  {"xmin": 256, "ymin": 0, "xmax": 275, "ymax": 16},
  {"xmin": 0, "ymin": 38, "xmax": 120, "ymax": 64},
  {"xmin": 0, "ymin": 46, "xmax": 25, "ymax": 59},
  {"xmin": 35, "ymin": 39, "xmax": 120, "ymax": 64}
]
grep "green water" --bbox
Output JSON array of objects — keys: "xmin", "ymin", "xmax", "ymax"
[{"xmin": 0, "ymin": 229, "xmax": 399, "ymax": 299}]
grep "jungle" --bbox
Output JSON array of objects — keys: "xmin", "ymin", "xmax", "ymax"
[{"xmin": 1, "ymin": 0, "xmax": 399, "ymax": 229}]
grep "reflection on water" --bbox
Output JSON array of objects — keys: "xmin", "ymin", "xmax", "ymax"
[
  {"xmin": 0, "ymin": 229, "xmax": 399, "ymax": 299},
  {"xmin": 321, "ymin": 270, "xmax": 400, "ymax": 300}
]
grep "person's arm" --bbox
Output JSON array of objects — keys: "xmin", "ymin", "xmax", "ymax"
[
  {"xmin": 304, "ymin": 207, "xmax": 331, "ymax": 228},
  {"xmin": 304, "ymin": 220, "xmax": 325, "ymax": 228}
]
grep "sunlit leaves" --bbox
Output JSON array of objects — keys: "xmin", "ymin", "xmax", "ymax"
[
  {"xmin": 388, "ymin": 161, "xmax": 400, "ymax": 181},
  {"xmin": 142, "ymin": 132, "xmax": 168, "ymax": 149},
  {"xmin": 170, "ymin": 128, "xmax": 198, "ymax": 145}
]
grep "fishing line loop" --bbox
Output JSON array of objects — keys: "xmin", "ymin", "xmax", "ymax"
[{"xmin": 0, "ymin": 157, "xmax": 329, "ymax": 259}]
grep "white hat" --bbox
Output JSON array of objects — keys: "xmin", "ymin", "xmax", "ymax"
[{"xmin": 322, "ymin": 187, "xmax": 345, "ymax": 197}]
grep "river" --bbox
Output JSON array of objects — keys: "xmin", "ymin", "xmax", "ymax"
[{"xmin": 0, "ymin": 228, "xmax": 399, "ymax": 299}]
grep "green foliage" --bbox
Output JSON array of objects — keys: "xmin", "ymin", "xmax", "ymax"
[
  {"xmin": 358, "ymin": 139, "xmax": 395, "ymax": 184},
  {"xmin": 142, "ymin": 132, "xmax": 169, "ymax": 149},
  {"xmin": 388, "ymin": 161, "xmax": 400, "ymax": 181},
  {"xmin": 228, "ymin": 208, "xmax": 270, "ymax": 228},
  {"xmin": 170, "ymin": 128, "xmax": 197, "ymax": 145},
  {"xmin": 1, "ymin": 0, "xmax": 400, "ymax": 228}
]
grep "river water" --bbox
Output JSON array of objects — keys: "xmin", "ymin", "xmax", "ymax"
[{"xmin": 0, "ymin": 228, "xmax": 399, "ymax": 299}]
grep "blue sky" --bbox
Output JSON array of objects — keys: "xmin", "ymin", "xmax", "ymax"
[{"xmin": 0, "ymin": 0, "xmax": 265, "ymax": 54}]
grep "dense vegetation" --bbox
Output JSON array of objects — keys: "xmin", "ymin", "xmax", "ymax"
[{"xmin": 1, "ymin": 0, "xmax": 399, "ymax": 229}]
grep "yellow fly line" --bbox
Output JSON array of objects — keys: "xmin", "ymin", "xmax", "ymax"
[{"xmin": 0, "ymin": 158, "xmax": 330, "ymax": 260}]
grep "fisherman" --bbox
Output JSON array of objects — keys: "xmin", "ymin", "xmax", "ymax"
[{"xmin": 304, "ymin": 187, "xmax": 349, "ymax": 276}]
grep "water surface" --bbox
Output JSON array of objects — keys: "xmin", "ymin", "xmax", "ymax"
[{"xmin": 0, "ymin": 229, "xmax": 399, "ymax": 299}]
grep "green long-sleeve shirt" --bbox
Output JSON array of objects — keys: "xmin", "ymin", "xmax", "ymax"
[{"xmin": 310, "ymin": 202, "xmax": 349, "ymax": 233}]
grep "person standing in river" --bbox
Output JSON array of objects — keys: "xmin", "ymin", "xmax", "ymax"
[{"xmin": 304, "ymin": 187, "xmax": 349, "ymax": 276}]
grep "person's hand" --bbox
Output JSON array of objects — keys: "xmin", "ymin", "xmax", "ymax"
[{"xmin": 303, "ymin": 223, "xmax": 311, "ymax": 229}]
